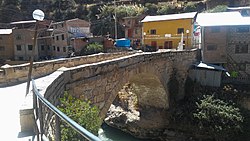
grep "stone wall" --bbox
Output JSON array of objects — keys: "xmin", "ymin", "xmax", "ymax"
[
  {"xmin": 0, "ymin": 52, "xmax": 134, "ymax": 87},
  {"xmin": 20, "ymin": 49, "xmax": 197, "ymax": 140}
]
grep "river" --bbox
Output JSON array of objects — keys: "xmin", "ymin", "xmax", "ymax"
[{"xmin": 98, "ymin": 123, "xmax": 153, "ymax": 141}]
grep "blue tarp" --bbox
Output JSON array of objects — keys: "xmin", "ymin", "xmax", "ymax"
[{"xmin": 115, "ymin": 38, "xmax": 130, "ymax": 47}]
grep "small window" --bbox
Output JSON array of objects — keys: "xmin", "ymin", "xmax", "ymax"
[
  {"xmin": 19, "ymin": 57, "xmax": 24, "ymax": 61},
  {"xmin": 211, "ymin": 27, "xmax": 220, "ymax": 33},
  {"xmin": 57, "ymin": 47, "xmax": 60, "ymax": 52},
  {"xmin": 63, "ymin": 47, "xmax": 66, "ymax": 52},
  {"xmin": 237, "ymin": 26, "xmax": 249, "ymax": 33},
  {"xmin": 47, "ymin": 46, "xmax": 50, "ymax": 50},
  {"xmin": 53, "ymin": 46, "xmax": 55, "ymax": 51},
  {"xmin": 150, "ymin": 29, "xmax": 156, "ymax": 35},
  {"xmin": 135, "ymin": 29, "xmax": 138, "ymax": 35},
  {"xmin": 16, "ymin": 45, "xmax": 22, "ymax": 51},
  {"xmin": 16, "ymin": 35, "xmax": 21, "ymax": 40},
  {"xmin": 61, "ymin": 34, "xmax": 65, "ymax": 40},
  {"xmin": 0, "ymin": 46, "xmax": 5, "ymax": 51},
  {"xmin": 207, "ymin": 44, "xmax": 217, "ymax": 51},
  {"xmin": 28, "ymin": 45, "xmax": 33, "ymax": 51},
  {"xmin": 235, "ymin": 44, "xmax": 248, "ymax": 53},
  {"xmin": 177, "ymin": 28, "xmax": 184, "ymax": 34},
  {"xmin": 56, "ymin": 36, "xmax": 59, "ymax": 40},
  {"xmin": 239, "ymin": 64, "xmax": 246, "ymax": 71},
  {"xmin": 41, "ymin": 45, "xmax": 45, "ymax": 51}
]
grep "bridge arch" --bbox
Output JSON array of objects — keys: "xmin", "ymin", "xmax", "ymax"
[{"xmin": 21, "ymin": 50, "xmax": 197, "ymax": 139}]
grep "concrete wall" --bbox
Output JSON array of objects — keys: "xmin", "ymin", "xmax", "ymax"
[{"xmin": 0, "ymin": 52, "xmax": 134, "ymax": 87}]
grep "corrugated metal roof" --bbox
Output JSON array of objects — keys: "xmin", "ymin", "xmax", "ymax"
[
  {"xmin": 194, "ymin": 62, "xmax": 226, "ymax": 71},
  {"xmin": 196, "ymin": 12, "xmax": 250, "ymax": 26},
  {"xmin": 0, "ymin": 29, "xmax": 12, "ymax": 34},
  {"xmin": 141, "ymin": 12, "xmax": 197, "ymax": 23},
  {"xmin": 10, "ymin": 20, "xmax": 36, "ymax": 25}
]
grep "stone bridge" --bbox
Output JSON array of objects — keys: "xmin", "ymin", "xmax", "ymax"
[{"xmin": 20, "ymin": 49, "xmax": 197, "ymax": 139}]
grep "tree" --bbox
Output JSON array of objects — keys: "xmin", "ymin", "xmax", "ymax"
[
  {"xmin": 58, "ymin": 92, "xmax": 102, "ymax": 141},
  {"xmin": 193, "ymin": 95, "xmax": 243, "ymax": 140}
]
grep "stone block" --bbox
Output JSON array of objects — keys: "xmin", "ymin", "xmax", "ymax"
[{"xmin": 19, "ymin": 108, "xmax": 35, "ymax": 132}]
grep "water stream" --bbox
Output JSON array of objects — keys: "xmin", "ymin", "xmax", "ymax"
[{"xmin": 98, "ymin": 123, "xmax": 153, "ymax": 141}]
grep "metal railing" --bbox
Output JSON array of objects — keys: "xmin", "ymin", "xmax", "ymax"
[{"xmin": 32, "ymin": 79, "xmax": 101, "ymax": 141}]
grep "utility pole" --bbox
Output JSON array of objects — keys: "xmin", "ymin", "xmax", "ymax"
[
  {"xmin": 26, "ymin": 9, "xmax": 44, "ymax": 95},
  {"xmin": 114, "ymin": 0, "xmax": 117, "ymax": 40}
]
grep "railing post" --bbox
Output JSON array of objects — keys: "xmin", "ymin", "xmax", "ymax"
[
  {"xmin": 39, "ymin": 100, "xmax": 44, "ymax": 141},
  {"xmin": 33, "ymin": 90, "xmax": 40, "ymax": 141},
  {"xmin": 55, "ymin": 115, "xmax": 61, "ymax": 141}
]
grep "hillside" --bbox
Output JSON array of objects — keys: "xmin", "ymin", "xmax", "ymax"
[{"xmin": 0, "ymin": 0, "xmax": 249, "ymax": 37}]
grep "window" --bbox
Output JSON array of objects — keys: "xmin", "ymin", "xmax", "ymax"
[
  {"xmin": 207, "ymin": 44, "xmax": 217, "ymax": 51},
  {"xmin": 150, "ymin": 29, "xmax": 156, "ymax": 35},
  {"xmin": 235, "ymin": 44, "xmax": 248, "ymax": 53},
  {"xmin": 127, "ymin": 20, "xmax": 131, "ymax": 25},
  {"xmin": 16, "ymin": 35, "xmax": 21, "ymax": 40},
  {"xmin": 28, "ymin": 45, "xmax": 33, "ymax": 51},
  {"xmin": 53, "ymin": 46, "xmax": 56, "ymax": 51},
  {"xmin": 56, "ymin": 36, "xmax": 59, "ymax": 40},
  {"xmin": 16, "ymin": 45, "xmax": 22, "ymax": 51},
  {"xmin": 237, "ymin": 26, "xmax": 249, "ymax": 33},
  {"xmin": 164, "ymin": 41, "xmax": 173, "ymax": 49},
  {"xmin": 61, "ymin": 23, "xmax": 64, "ymax": 27},
  {"xmin": 151, "ymin": 41, "xmax": 157, "ymax": 47},
  {"xmin": 57, "ymin": 47, "xmax": 60, "ymax": 52},
  {"xmin": 63, "ymin": 47, "xmax": 66, "ymax": 52},
  {"xmin": 239, "ymin": 63, "xmax": 246, "ymax": 71},
  {"xmin": 19, "ymin": 57, "xmax": 24, "ymax": 61},
  {"xmin": 211, "ymin": 27, "xmax": 220, "ymax": 33},
  {"xmin": 41, "ymin": 45, "xmax": 45, "ymax": 51},
  {"xmin": 135, "ymin": 29, "xmax": 138, "ymax": 35},
  {"xmin": 177, "ymin": 28, "xmax": 184, "ymax": 34},
  {"xmin": 0, "ymin": 46, "xmax": 5, "ymax": 51},
  {"xmin": 61, "ymin": 34, "xmax": 65, "ymax": 40}
]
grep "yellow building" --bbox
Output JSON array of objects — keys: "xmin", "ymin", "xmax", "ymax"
[{"xmin": 141, "ymin": 12, "xmax": 197, "ymax": 49}]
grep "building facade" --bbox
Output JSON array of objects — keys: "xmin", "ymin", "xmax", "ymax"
[
  {"xmin": 141, "ymin": 12, "xmax": 197, "ymax": 49},
  {"xmin": 0, "ymin": 29, "xmax": 14, "ymax": 61},
  {"xmin": 123, "ymin": 15, "xmax": 145, "ymax": 49},
  {"xmin": 51, "ymin": 18, "xmax": 91, "ymax": 58},
  {"xmin": 197, "ymin": 12, "xmax": 250, "ymax": 82}
]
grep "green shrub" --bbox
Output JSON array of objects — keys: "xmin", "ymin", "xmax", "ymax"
[
  {"xmin": 193, "ymin": 95, "xmax": 243, "ymax": 140},
  {"xmin": 82, "ymin": 42, "xmax": 103, "ymax": 55},
  {"xmin": 206, "ymin": 5, "xmax": 227, "ymax": 13},
  {"xmin": 58, "ymin": 92, "xmax": 102, "ymax": 141}
]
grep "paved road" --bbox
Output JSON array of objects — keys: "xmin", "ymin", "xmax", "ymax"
[{"xmin": 0, "ymin": 82, "xmax": 32, "ymax": 141}]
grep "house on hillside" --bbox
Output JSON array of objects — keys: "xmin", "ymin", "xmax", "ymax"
[
  {"xmin": 11, "ymin": 20, "xmax": 51, "ymax": 61},
  {"xmin": 141, "ymin": 12, "xmax": 197, "ymax": 49},
  {"xmin": 0, "ymin": 29, "xmax": 14, "ymax": 62},
  {"xmin": 123, "ymin": 15, "xmax": 146, "ymax": 49},
  {"xmin": 50, "ymin": 18, "xmax": 92, "ymax": 58},
  {"xmin": 196, "ymin": 12, "xmax": 250, "ymax": 84}
]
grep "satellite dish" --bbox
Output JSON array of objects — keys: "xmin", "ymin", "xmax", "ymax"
[{"xmin": 32, "ymin": 9, "xmax": 45, "ymax": 21}]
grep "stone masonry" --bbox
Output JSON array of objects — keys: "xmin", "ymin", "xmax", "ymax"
[{"xmin": 20, "ymin": 49, "xmax": 197, "ymax": 140}]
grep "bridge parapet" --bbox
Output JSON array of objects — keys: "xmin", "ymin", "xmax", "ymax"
[
  {"xmin": 0, "ymin": 52, "xmax": 135, "ymax": 87},
  {"xmin": 20, "ymin": 49, "xmax": 197, "ymax": 139}
]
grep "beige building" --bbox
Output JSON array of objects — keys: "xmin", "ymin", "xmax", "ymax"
[
  {"xmin": 0, "ymin": 29, "xmax": 14, "ymax": 61},
  {"xmin": 11, "ymin": 20, "xmax": 39, "ymax": 61},
  {"xmin": 11, "ymin": 20, "xmax": 52, "ymax": 61},
  {"xmin": 51, "ymin": 18, "xmax": 91, "ymax": 57},
  {"xmin": 197, "ymin": 12, "xmax": 250, "ymax": 82}
]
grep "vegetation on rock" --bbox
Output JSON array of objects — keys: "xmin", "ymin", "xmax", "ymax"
[
  {"xmin": 193, "ymin": 95, "xmax": 243, "ymax": 140},
  {"xmin": 58, "ymin": 92, "xmax": 102, "ymax": 141}
]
